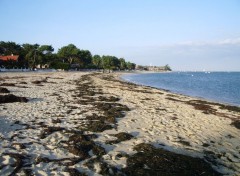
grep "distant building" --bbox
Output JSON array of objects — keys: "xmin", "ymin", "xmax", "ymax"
[
  {"xmin": 36, "ymin": 64, "xmax": 49, "ymax": 69},
  {"xmin": 136, "ymin": 65, "xmax": 170, "ymax": 71},
  {"xmin": 148, "ymin": 66, "xmax": 166, "ymax": 71}
]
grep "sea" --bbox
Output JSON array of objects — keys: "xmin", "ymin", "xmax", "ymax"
[{"xmin": 122, "ymin": 72, "xmax": 240, "ymax": 107}]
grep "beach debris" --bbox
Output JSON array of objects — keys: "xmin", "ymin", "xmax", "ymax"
[
  {"xmin": 52, "ymin": 118, "xmax": 62, "ymax": 124},
  {"xmin": 39, "ymin": 126, "xmax": 64, "ymax": 139},
  {"xmin": 65, "ymin": 168, "xmax": 87, "ymax": 176},
  {"xmin": 84, "ymin": 158, "xmax": 123, "ymax": 175},
  {"xmin": 66, "ymin": 134, "xmax": 106, "ymax": 159},
  {"xmin": 123, "ymin": 143, "xmax": 222, "ymax": 176},
  {"xmin": 0, "ymin": 83, "xmax": 16, "ymax": 86},
  {"xmin": 231, "ymin": 120, "xmax": 240, "ymax": 129},
  {"xmin": 75, "ymin": 74, "xmax": 130, "ymax": 133},
  {"xmin": 106, "ymin": 132, "xmax": 134, "ymax": 144},
  {"xmin": 31, "ymin": 78, "xmax": 48, "ymax": 84},
  {"xmin": 1, "ymin": 153, "xmax": 31, "ymax": 176},
  {"xmin": 0, "ymin": 94, "xmax": 28, "ymax": 103},
  {"xmin": 84, "ymin": 120, "xmax": 113, "ymax": 132},
  {"xmin": 0, "ymin": 87, "xmax": 10, "ymax": 93}
]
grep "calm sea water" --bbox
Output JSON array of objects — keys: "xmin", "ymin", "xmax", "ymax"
[{"xmin": 122, "ymin": 72, "xmax": 240, "ymax": 106}]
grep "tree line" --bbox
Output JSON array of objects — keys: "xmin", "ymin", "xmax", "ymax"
[{"xmin": 0, "ymin": 41, "xmax": 136, "ymax": 71}]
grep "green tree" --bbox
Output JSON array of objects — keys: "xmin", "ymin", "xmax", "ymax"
[
  {"xmin": 57, "ymin": 44, "xmax": 80, "ymax": 64},
  {"xmin": 77, "ymin": 49, "xmax": 92, "ymax": 68},
  {"xmin": 38, "ymin": 45, "xmax": 54, "ymax": 53},
  {"xmin": 164, "ymin": 64, "xmax": 172, "ymax": 71},
  {"xmin": 102, "ymin": 55, "xmax": 120, "ymax": 72},
  {"xmin": 92, "ymin": 55, "xmax": 102, "ymax": 69},
  {"xmin": 126, "ymin": 62, "xmax": 136, "ymax": 70},
  {"xmin": 119, "ymin": 58, "xmax": 127, "ymax": 70},
  {"xmin": 38, "ymin": 45, "xmax": 54, "ymax": 68},
  {"xmin": 0, "ymin": 41, "xmax": 22, "ymax": 55},
  {"xmin": 22, "ymin": 43, "xmax": 40, "ymax": 69}
]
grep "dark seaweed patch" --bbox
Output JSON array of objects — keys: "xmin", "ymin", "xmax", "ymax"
[
  {"xmin": 0, "ymin": 94, "xmax": 28, "ymax": 103},
  {"xmin": 66, "ymin": 134, "xmax": 106, "ymax": 158},
  {"xmin": 231, "ymin": 120, "xmax": 240, "ymax": 129},
  {"xmin": 65, "ymin": 168, "xmax": 87, "ymax": 176},
  {"xmin": 0, "ymin": 83, "xmax": 16, "ymax": 86},
  {"xmin": 123, "ymin": 143, "xmax": 221, "ymax": 176},
  {"xmin": 106, "ymin": 132, "xmax": 134, "ymax": 144},
  {"xmin": 39, "ymin": 126, "xmax": 64, "ymax": 139},
  {"xmin": 0, "ymin": 87, "xmax": 10, "ymax": 93}
]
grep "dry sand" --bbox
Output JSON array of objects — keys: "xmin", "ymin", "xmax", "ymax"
[{"xmin": 0, "ymin": 71, "xmax": 239, "ymax": 176}]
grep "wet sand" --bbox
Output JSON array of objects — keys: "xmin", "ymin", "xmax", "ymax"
[{"xmin": 0, "ymin": 71, "xmax": 239, "ymax": 175}]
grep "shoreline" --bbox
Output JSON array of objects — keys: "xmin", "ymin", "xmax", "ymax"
[
  {"xmin": 0, "ymin": 72, "xmax": 239, "ymax": 175},
  {"xmin": 120, "ymin": 71, "xmax": 240, "ymax": 107}
]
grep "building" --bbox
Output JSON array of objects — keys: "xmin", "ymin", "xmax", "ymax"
[
  {"xmin": 0, "ymin": 55, "xmax": 19, "ymax": 62},
  {"xmin": 136, "ymin": 65, "xmax": 169, "ymax": 71}
]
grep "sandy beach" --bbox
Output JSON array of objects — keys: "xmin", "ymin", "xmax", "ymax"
[{"xmin": 0, "ymin": 71, "xmax": 239, "ymax": 176}]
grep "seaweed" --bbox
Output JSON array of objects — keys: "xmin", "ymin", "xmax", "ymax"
[
  {"xmin": 123, "ymin": 143, "xmax": 222, "ymax": 176},
  {"xmin": 0, "ymin": 87, "xmax": 10, "ymax": 93},
  {"xmin": 0, "ymin": 94, "xmax": 28, "ymax": 103},
  {"xmin": 231, "ymin": 120, "xmax": 240, "ymax": 129},
  {"xmin": 106, "ymin": 132, "xmax": 134, "ymax": 144}
]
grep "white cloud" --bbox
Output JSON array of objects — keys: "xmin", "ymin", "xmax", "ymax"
[{"xmin": 134, "ymin": 37, "xmax": 240, "ymax": 49}]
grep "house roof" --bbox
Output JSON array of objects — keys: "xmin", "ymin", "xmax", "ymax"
[{"xmin": 0, "ymin": 55, "xmax": 19, "ymax": 61}]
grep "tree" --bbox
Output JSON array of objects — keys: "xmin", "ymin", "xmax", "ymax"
[
  {"xmin": 164, "ymin": 64, "xmax": 172, "ymax": 71},
  {"xmin": 38, "ymin": 45, "xmax": 54, "ymax": 54},
  {"xmin": 102, "ymin": 55, "xmax": 120, "ymax": 72},
  {"xmin": 0, "ymin": 41, "xmax": 22, "ymax": 55},
  {"xmin": 0, "ymin": 40, "xmax": 138, "ymax": 70},
  {"xmin": 126, "ymin": 62, "xmax": 136, "ymax": 70},
  {"xmin": 57, "ymin": 44, "xmax": 80, "ymax": 64},
  {"xmin": 119, "ymin": 58, "xmax": 126, "ymax": 70},
  {"xmin": 102, "ymin": 56, "xmax": 113, "ymax": 72},
  {"xmin": 77, "ymin": 49, "xmax": 92, "ymax": 68},
  {"xmin": 22, "ymin": 43, "xmax": 40, "ymax": 68},
  {"xmin": 38, "ymin": 45, "xmax": 54, "ymax": 67},
  {"xmin": 92, "ymin": 55, "xmax": 102, "ymax": 69}
]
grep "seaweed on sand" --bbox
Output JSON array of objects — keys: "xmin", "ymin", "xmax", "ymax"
[
  {"xmin": 0, "ymin": 94, "xmax": 28, "ymax": 103},
  {"xmin": 66, "ymin": 134, "xmax": 106, "ymax": 159},
  {"xmin": 231, "ymin": 120, "xmax": 240, "ymax": 129},
  {"xmin": 0, "ymin": 87, "xmax": 10, "ymax": 93},
  {"xmin": 106, "ymin": 132, "xmax": 134, "ymax": 144},
  {"xmin": 123, "ymin": 143, "xmax": 222, "ymax": 176}
]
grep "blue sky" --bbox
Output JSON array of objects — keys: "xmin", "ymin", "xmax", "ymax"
[{"xmin": 0, "ymin": 0, "xmax": 240, "ymax": 71}]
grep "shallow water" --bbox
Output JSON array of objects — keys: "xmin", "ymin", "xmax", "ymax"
[{"xmin": 122, "ymin": 72, "xmax": 240, "ymax": 106}]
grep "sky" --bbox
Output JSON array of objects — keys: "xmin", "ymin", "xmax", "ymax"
[{"xmin": 0, "ymin": 0, "xmax": 240, "ymax": 71}]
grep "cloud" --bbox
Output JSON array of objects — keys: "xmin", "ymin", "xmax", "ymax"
[
  {"xmin": 216, "ymin": 38, "xmax": 240, "ymax": 45},
  {"xmin": 120, "ymin": 37, "xmax": 240, "ymax": 71},
  {"xmin": 173, "ymin": 37, "xmax": 240, "ymax": 47},
  {"xmin": 106, "ymin": 37, "xmax": 240, "ymax": 71}
]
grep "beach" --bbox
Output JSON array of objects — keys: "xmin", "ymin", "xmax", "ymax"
[{"xmin": 0, "ymin": 71, "xmax": 239, "ymax": 175}]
